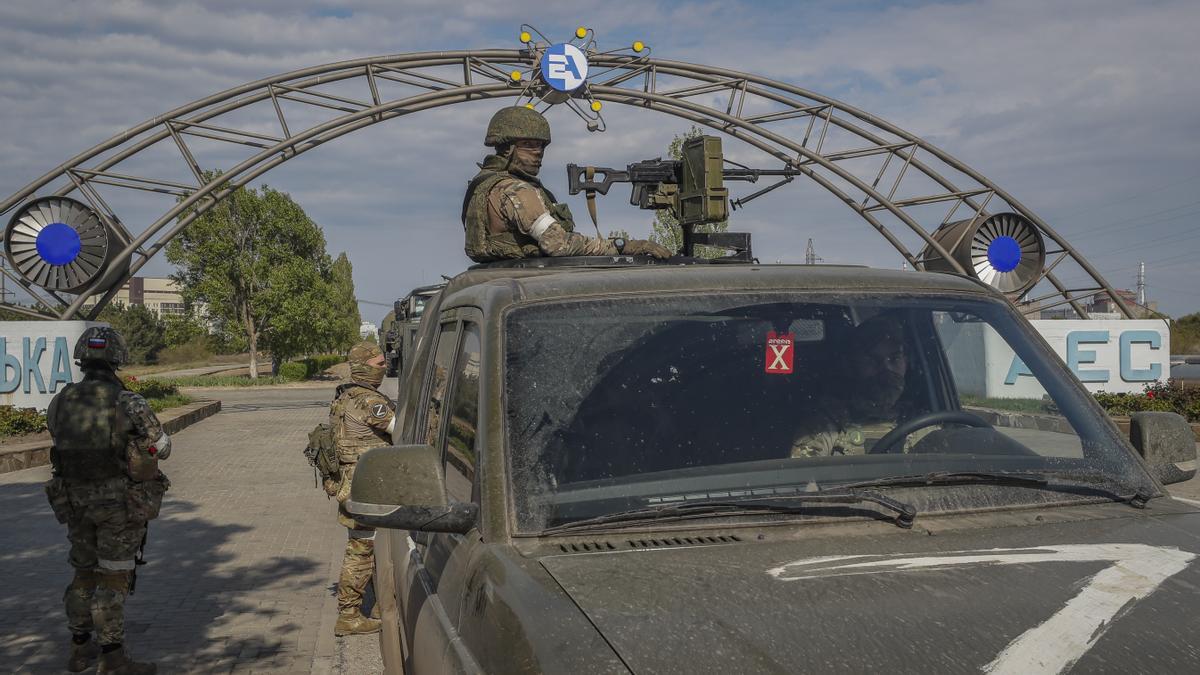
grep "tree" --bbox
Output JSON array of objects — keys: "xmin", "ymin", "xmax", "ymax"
[
  {"xmin": 649, "ymin": 126, "xmax": 730, "ymax": 259},
  {"xmin": 167, "ymin": 178, "xmax": 337, "ymax": 378},
  {"xmin": 327, "ymin": 253, "xmax": 361, "ymax": 352},
  {"xmin": 162, "ymin": 311, "xmax": 209, "ymax": 349},
  {"xmin": 1173, "ymin": 312, "xmax": 1200, "ymax": 354},
  {"xmin": 98, "ymin": 303, "xmax": 165, "ymax": 364}
]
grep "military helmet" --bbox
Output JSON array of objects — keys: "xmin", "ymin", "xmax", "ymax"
[
  {"xmin": 73, "ymin": 326, "xmax": 128, "ymax": 367},
  {"xmin": 484, "ymin": 106, "xmax": 551, "ymax": 147}
]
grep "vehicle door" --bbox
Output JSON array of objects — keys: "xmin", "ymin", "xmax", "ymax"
[{"xmin": 403, "ymin": 309, "xmax": 484, "ymax": 673}]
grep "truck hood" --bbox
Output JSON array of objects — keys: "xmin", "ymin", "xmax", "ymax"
[{"xmin": 539, "ymin": 506, "xmax": 1200, "ymax": 674}]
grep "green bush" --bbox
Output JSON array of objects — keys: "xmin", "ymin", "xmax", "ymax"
[
  {"xmin": 123, "ymin": 377, "xmax": 180, "ymax": 400},
  {"xmin": 0, "ymin": 406, "xmax": 47, "ymax": 436},
  {"xmin": 1094, "ymin": 382, "xmax": 1200, "ymax": 422},
  {"xmin": 300, "ymin": 354, "xmax": 345, "ymax": 378},
  {"xmin": 279, "ymin": 362, "xmax": 308, "ymax": 381}
]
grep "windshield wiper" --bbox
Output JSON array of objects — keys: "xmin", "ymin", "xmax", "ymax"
[
  {"xmin": 540, "ymin": 489, "xmax": 917, "ymax": 536},
  {"xmin": 834, "ymin": 470, "xmax": 1152, "ymax": 508}
]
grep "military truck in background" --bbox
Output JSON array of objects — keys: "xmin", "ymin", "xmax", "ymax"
[{"xmin": 381, "ymin": 283, "xmax": 446, "ymax": 378}]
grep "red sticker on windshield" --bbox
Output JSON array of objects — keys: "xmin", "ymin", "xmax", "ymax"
[{"xmin": 765, "ymin": 331, "xmax": 794, "ymax": 374}]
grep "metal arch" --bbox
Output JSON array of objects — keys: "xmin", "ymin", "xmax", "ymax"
[{"xmin": 0, "ymin": 49, "xmax": 1131, "ymax": 320}]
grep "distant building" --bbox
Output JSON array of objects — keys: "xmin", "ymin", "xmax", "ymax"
[
  {"xmin": 359, "ymin": 320, "xmax": 378, "ymax": 342},
  {"xmin": 112, "ymin": 276, "xmax": 187, "ymax": 318}
]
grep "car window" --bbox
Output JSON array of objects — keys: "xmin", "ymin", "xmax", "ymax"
[
  {"xmin": 444, "ymin": 322, "xmax": 481, "ymax": 504},
  {"xmin": 935, "ymin": 312, "xmax": 1083, "ymax": 458},
  {"xmin": 423, "ymin": 321, "xmax": 459, "ymax": 447},
  {"xmin": 503, "ymin": 293, "xmax": 1153, "ymax": 532}
]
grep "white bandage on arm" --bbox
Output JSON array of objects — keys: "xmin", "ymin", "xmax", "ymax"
[
  {"xmin": 386, "ymin": 415, "xmax": 396, "ymax": 435},
  {"xmin": 529, "ymin": 211, "xmax": 557, "ymax": 240},
  {"xmin": 154, "ymin": 431, "xmax": 172, "ymax": 459}
]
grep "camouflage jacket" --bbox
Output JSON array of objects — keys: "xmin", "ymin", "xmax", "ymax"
[
  {"xmin": 790, "ymin": 408, "xmax": 930, "ymax": 458},
  {"xmin": 330, "ymin": 383, "xmax": 395, "ymax": 464},
  {"xmin": 461, "ymin": 154, "xmax": 615, "ymax": 262}
]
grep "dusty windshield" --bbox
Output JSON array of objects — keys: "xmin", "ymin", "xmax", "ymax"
[{"xmin": 505, "ymin": 293, "xmax": 1152, "ymax": 532}]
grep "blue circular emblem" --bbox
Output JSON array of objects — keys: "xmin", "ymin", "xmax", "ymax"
[
  {"xmin": 35, "ymin": 222, "xmax": 82, "ymax": 265},
  {"xmin": 540, "ymin": 43, "xmax": 589, "ymax": 92},
  {"xmin": 987, "ymin": 235, "xmax": 1022, "ymax": 273}
]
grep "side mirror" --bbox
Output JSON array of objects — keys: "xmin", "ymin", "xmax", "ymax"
[
  {"xmin": 345, "ymin": 445, "xmax": 478, "ymax": 533},
  {"xmin": 1129, "ymin": 412, "xmax": 1197, "ymax": 485}
]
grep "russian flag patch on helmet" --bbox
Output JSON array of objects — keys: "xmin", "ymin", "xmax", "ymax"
[{"xmin": 87, "ymin": 337, "xmax": 107, "ymax": 349}]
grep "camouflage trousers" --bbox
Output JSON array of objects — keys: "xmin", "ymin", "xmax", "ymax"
[
  {"xmin": 62, "ymin": 480, "xmax": 147, "ymax": 645},
  {"xmin": 337, "ymin": 529, "xmax": 376, "ymax": 614}
]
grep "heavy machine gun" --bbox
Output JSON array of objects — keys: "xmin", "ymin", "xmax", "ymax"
[{"xmin": 566, "ymin": 135, "xmax": 801, "ymax": 260}]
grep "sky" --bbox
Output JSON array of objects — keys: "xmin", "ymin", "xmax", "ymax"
[{"xmin": 0, "ymin": 0, "xmax": 1197, "ymax": 320}]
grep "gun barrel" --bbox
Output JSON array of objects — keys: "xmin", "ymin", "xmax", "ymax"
[{"xmin": 721, "ymin": 168, "xmax": 803, "ymax": 182}]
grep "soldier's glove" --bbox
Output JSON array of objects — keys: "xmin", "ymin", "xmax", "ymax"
[
  {"xmin": 322, "ymin": 478, "xmax": 340, "ymax": 497},
  {"xmin": 622, "ymin": 239, "xmax": 673, "ymax": 259}
]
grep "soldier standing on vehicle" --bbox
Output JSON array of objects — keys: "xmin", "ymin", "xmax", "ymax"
[
  {"xmin": 327, "ymin": 341, "xmax": 396, "ymax": 636},
  {"xmin": 462, "ymin": 106, "xmax": 672, "ymax": 262},
  {"xmin": 45, "ymin": 327, "xmax": 171, "ymax": 674}
]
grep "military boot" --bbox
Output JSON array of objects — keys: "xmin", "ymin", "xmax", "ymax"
[
  {"xmin": 334, "ymin": 610, "xmax": 382, "ymax": 636},
  {"xmin": 67, "ymin": 639, "xmax": 100, "ymax": 672},
  {"xmin": 96, "ymin": 645, "xmax": 157, "ymax": 675}
]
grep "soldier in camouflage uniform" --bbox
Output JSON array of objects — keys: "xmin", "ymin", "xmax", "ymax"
[
  {"xmin": 462, "ymin": 106, "xmax": 672, "ymax": 262},
  {"xmin": 791, "ymin": 314, "xmax": 929, "ymax": 457},
  {"xmin": 45, "ymin": 326, "xmax": 171, "ymax": 675},
  {"xmin": 326, "ymin": 341, "xmax": 396, "ymax": 636}
]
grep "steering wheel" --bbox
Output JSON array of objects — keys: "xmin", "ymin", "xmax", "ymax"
[{"xmin": 870, "ymin": 410, "xmax": 993, "ymax": 455}]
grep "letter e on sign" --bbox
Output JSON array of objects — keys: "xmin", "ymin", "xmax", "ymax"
[{"xmin": 765, "ymin": 331, "xmax": 794, "ymax": 374}]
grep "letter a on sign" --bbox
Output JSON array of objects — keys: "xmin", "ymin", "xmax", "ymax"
[{"xmin": 765, "ymin": 331, "xmax": 794, "ymax": 374}]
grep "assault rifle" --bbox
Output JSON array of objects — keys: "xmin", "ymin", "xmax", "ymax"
[{"xmin": 566, "ymin": 135, "xmax": 801, "ymax": 259}]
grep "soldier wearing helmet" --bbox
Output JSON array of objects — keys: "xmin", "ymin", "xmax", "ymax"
[
  {"xmin": 462, "ymin": 106, "xmax": 672, "ymax": 262},
  {"xmin": 45, "ymin": 326, "xmax": 170, "ymax": 674},
  {"xmin": 327, "ymin": 341, "xmax": 396, "ymax": 636}
]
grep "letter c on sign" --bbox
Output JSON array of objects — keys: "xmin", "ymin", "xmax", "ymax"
[{"xmin": 1120, "ymin": 330, "xmax": 1162, "ymax": 382}]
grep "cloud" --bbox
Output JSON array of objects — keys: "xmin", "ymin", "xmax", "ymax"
[{"xmin": 0, "ymin": 0, "xmax": 1197, "ymax": 316}]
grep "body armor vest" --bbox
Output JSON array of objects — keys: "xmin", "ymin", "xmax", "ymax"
[
  {"xmin": 331, "ymin": 384, "xmax": 392, "ymax": 464},
  {"xmin": 462, "ymin": 155, "xmax": 575, "ymax": 261},
  {"xmin": 51, "ymin": 379, "xmax": 131, "ymax": 481}
]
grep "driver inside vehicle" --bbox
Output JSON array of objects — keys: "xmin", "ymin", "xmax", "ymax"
[{"xmin": 790, "ymin": 313, "xmax": 928, "ymax": 457}]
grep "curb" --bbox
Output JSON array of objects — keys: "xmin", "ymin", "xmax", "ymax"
[{"xmin": 0, "ymin": 399, "xmax": 222, "ymax": 474}]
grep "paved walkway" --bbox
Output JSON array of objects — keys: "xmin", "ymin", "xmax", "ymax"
[{"xmin": 0, "ymin": 385, "xmax": 386, "ymax": 674}]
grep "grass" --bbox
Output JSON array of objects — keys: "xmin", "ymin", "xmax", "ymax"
[
  {"xmin": 124, "ymin": 353, "xmax": 253, "ymax": 377},
  {"xmin": 156, "ymin": 374, "xmax": 293, "ymax": 387},
  {"xmin": 148, "ymin": 393, "xmax": 193, "ymax": 413}
]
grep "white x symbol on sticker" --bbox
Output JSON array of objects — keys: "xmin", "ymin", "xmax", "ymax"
[{"xmin": 768, "ymin": 344, "xmax": 790, "ymax": 370}]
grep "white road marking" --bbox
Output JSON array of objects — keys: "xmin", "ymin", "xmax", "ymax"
[
  {"xmin": 768, "ymin": 543, "xmax": 1195, "ymax": 675},
  {"xmin": 1168, "ymin": 495, "xmax": 1200, "ymax": 508}
]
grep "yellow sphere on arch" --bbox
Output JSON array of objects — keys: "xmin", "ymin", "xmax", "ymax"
[
  {"xmin": 510, "ymin": 70, "xmax": 522, "ymax": 81},
  {"xmin": 632, "ymin": 41, "xmax": 645, "ymax": 53},
  {"xmin": 519, "ymin": 31, "xmax": 532, "ymax": 43},
  {"xmin": 525, "ymin": 103, "xmax": 535, "ymax": 110},
  {"xmin": 575, "ymin": 26, "xmax": 588, "ymax": 39},
  {"xmin": 590, "ymin": 101, "xmax": 603, "ymax": 112}
]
